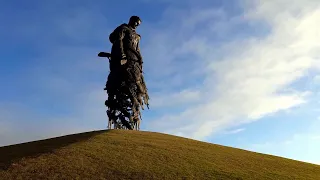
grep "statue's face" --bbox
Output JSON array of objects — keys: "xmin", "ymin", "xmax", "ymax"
[{"xmin": 130, "ymin": 19, "xmax": 141, "ymax": 29}]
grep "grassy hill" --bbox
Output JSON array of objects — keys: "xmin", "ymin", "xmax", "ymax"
[{"xmin": 0, "ymin": 130, "xmax": 319, "ymax": 180}]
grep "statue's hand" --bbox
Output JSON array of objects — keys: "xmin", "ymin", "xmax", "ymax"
[
  {"xmin": 120, "ymin": 54, "xmax": 127, "ymax": 65},
  {"xmin": 120, "ymin": 59, "xmax": 127, "ymax": 65}
]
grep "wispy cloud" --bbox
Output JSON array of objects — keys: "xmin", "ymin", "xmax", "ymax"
[
  {"xmin": 144, "ymin": 0, "xmax": 320, "ymax": 140},
  {"xmin": 313, "ymin": 75, "xmax": 320, "ymax": 84},
  {"xmin": 224, "ymin": 128, "xmax": 245, "ymax": 135},
  {"xmin": 150, "ymin": 89, "xmax": 201, "ymax": 108}
]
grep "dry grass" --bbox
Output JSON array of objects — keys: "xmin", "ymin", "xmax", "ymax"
[{"xmin": 0, "ymin": 130, "xmax": 319, "ymax": 180}]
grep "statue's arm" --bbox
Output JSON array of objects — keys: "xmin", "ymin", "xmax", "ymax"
[
  {"xmin": 137, "ymin": 44, "xmax": 141, "ymax": 58},
  {"xmin": 110, "ymin": 26, "xmax": 127, "ymax": 59},
  {"xmin": 118, "ymin": 28, "xmax": 126, "ymax": 59},
  {"xmin": 137, "ymin": 35, "xmax": 143, "ymax": 63}
]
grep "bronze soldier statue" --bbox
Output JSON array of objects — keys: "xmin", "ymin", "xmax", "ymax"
[{"xmin": 99, "ymin": 16, "xmax": 149, "ymax": 130}]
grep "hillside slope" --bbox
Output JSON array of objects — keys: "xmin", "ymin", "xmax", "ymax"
[{"xmin": 0, "ymin": 130, "xmax": 319, "ymax": 180}]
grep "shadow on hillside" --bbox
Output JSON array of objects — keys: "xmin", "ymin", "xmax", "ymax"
[{"xmin": 0, "ymin": 130, "xmax": 108, "ymax": 170}]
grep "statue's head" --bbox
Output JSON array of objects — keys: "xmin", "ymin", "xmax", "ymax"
[{"xmin": 128, "ymin": 16, "xmax": 141, "ymax": 29}]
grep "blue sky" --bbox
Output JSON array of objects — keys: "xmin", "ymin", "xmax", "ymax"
[{"xmin": 1, "ymin": 0, "xmax": 320, "ymax": 165}]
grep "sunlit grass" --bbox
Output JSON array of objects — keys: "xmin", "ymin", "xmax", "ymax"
[{"xmin": 1, "ymin": 130, "xmax": 319, "ymax": 179}]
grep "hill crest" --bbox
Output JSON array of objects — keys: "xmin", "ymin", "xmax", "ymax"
[{"xmin": 1, "ymin": 130, "xmax": 320, "ymax": 180}]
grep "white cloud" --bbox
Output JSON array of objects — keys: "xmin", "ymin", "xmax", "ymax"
[
  {"xmin": 313, "ymin": 75, "xmax": 320, "ymax": 84},
  {"xmin": 145, "ymin": 0, "xmax": 320, "ymax": 140},
  {"xmin": 150, "ymin": 88, "xmax": 201, "ymax": 108},
  {"xmin": 224, "ymin": 128, "xmax": 245, "ymax": 135}
]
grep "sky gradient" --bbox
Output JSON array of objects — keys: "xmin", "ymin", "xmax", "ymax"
[{"xmin": 1, "ymin": 0, "xmax": 320, "ymax": 165}]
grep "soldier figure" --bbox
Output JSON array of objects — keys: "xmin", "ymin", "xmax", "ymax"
[{"xmin": 101, "ymin": 16, "xmax": 149, "ymax": 130}]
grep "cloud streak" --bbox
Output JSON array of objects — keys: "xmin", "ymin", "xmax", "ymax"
[{"xmin": 144, "ymin": 0, "xmax": 320, "ymax": 140}]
